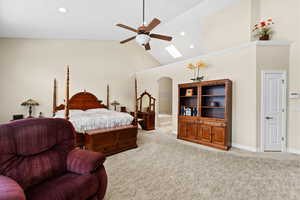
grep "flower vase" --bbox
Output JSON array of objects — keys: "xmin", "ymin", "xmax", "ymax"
[{"xmin": 259, "ymin": 35, "xmax": 270, "ymax": 41}]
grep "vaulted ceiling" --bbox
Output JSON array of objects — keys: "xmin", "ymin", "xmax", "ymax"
[{"xmin": 0, "ymin": 0, "xmax": 237, "ymax": 65}]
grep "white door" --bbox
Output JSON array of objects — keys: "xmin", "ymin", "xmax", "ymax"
[{"xmin": 261, "ymin": 71, "xmax": 287, "ymax": 152}]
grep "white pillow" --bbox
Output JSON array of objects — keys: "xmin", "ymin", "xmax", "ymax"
[
  {"xmin": 85, "ymin": 108, "xmax": 108, "ymax": 113},
  {"xmin": 55, "ymin": 109, "xmax": 84, "ymax": 117}
]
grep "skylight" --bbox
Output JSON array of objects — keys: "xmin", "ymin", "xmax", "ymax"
[{"xmin": 165, "ymin": 45, "xmax": 182, "ymax": 58}]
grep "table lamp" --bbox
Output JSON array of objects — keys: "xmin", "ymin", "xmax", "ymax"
[
  {"xmin": 21, "ymin": 99, "xmax": 39, "ymax": 118},
  {"xmin": 111, "ymin": 100, "xmax": 120, "ymax": 111}
]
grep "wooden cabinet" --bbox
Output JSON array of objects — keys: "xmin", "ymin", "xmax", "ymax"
[
  {"xmin": 137, "ymin": 111, "xmax": 155, "ymax": 131},
  {"xmin": 177, "ymin": 79, "xmax": 232, "ymax": 150}
]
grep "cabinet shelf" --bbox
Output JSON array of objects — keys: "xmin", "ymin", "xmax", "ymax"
[
  {"xmin": 202, "ymin": 95, "xmax": 225, "ymax": 97},
  {"xmin": 180, "ymin": 95, "xmax": 197, "ymax": 98},
  {"xmin": 202, "ymin": 106, "xmax": 225, "ymax": 109}
]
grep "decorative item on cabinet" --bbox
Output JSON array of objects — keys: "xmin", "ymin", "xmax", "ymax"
[
  {"xmin": 186, "ymin": 61, "xmax": 208, "ymax": 82},
  {"xmin": 185, "ymin": 89, "xmax": 194, "ymax": 96},
  {"xmin": 178, "ymin": 79, "xmax": 232, "ymax": 150},
  {"xmin": 185, "ymin": 107, "xmax": 192, "ymax": 116},
  {"xmin": 252, "ymin": 18, "xmax": 274, "ymax": 41}
]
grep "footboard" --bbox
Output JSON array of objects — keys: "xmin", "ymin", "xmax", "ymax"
[{"xmin": 84, "ymin": 125, "xmax": 138, "ymax": 156}]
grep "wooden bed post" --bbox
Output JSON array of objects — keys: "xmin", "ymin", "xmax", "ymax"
[
  {"xmin": 106, "ymin": 85, "xmax": 109, "ymax": 109},
  {"xmin": 64, "ymin": 65, "xmax": 70, "ymax": 120},
  {"xmin": 135, "ymin": 78, "xmax": 138, "ymax": 112},
  {"xmin": 53, "ymin": 78, "xmax": 57, "ymax": 116}
]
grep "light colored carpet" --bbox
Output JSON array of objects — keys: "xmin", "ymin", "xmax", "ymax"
[{"xmin": 104, "ymin": 128, "xmax": 300, "ymax": 200}]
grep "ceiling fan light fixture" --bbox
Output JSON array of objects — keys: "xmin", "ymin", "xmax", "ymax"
[{"xmin": 136, "ymin": 34, "xmax": 151, "ymax": 45}]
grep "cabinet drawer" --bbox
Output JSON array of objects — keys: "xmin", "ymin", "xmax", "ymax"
[{"xmin": 212, "ymin": 126, "xmax": 226, "ymax": 145}]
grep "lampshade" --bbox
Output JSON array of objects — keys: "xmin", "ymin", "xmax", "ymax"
[
  {"xmin": 111, "ymin": 100, "xmax": 120, "ymax": 106},
  {"xmin": 21, "ymin": 99, "xmax": 39, "ymax": 106},
  {"xmin": 136, "ymin": 34, "xmax": 151, "ymax": 45}
]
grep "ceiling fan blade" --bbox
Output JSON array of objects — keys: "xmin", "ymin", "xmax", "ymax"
[
  {"xmin": 150, "ymin": 34, "xmax": 172, "ymax": 41},
  {"xmin": 116, "ymin": 24, "xmax": 139, "ymax": 33},
  {"xmin": 144, "ymin": 43, "xmax": 151, "ymax": 50},
  {"xmin": 145, "ymin": 18, "xmax": 161, "ymax": 32},
  {"xmin": 120, "ymin": 36, "xmax": 136, "ymax": 44}
]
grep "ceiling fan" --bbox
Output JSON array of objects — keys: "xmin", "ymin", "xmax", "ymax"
[{"xmin": 116, "ymin": 0, "xmax": 173, "ymax": 50}]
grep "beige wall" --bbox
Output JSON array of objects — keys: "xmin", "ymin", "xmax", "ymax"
[
  {"xmin": 258, "ymin": 0, "xmax": 300, "ymax": 152},
  {"xmin": 137, "ymin": 42, "xmax": 291, "ymax": 151},
  {"xmin": 158, "ymin": 77, "xmax": 173, "ymax": 115},
  {"xmin": 137, "ymin": 44, "xmax": 258, "ymax": 149},
  {"xmin": 0, "ymin": 38, "xmax": 159, "ymax": 122},
  {"xmin": 201, "ymin": 0, "xmax": 252, "ymax": 52}
]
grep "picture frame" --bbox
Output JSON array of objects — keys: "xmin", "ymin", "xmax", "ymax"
[{"xmin": 185, "ymin": 89, "xmax": 193, "ymax": 96}]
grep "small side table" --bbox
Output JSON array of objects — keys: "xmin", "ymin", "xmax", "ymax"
[{"xmin": 120, "ymin": 107, "xmax": 127, "ymax": 113}]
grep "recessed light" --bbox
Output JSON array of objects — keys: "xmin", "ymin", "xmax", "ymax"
[
  {"xmin": 165, "ymin": 45, "xmax": 182, "ymax": 58},
  {"xmin": 58, "ymin": 7, "xmax": 67, "ymax": 13},
  {"xmin": 180, "ymin": 32, "xmax": 185, "ymax": 36},
  {"xmin": 190, "ymin": 44, "xmax": 195, "ymax": 49}
]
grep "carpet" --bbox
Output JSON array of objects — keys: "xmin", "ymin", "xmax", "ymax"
[{"xmin": 103, "ymin": 129, "xmax": 300, "ymax": 200}]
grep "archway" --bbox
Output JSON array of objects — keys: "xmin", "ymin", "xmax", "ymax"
[{"xmin": 157, "ymin": 77, "xmax": 173, "ymax": 128}]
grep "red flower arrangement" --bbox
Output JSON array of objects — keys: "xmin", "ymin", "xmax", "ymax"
[{"xmin": 252, "ymin": 18, "xmax": 274, "ymax": 40}]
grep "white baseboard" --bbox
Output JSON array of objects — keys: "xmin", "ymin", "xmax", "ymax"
[
  {"xmin": 287, "ymin": 148, "xmax": 300, "ymax": 155},
  {"xmin": 232, "ymin": 143, "xmax": 258, "ymax": 152}
]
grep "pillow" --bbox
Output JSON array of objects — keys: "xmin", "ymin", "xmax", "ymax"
[
  {"xmin": 55, "ymin": 109, "xmax": 84, "ymax": 117},
  {"xmin": 85, "ymin": 108, "xmax": 108, "ymax": 113}
]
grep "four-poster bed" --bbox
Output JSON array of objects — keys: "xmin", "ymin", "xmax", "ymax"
[{"xmin": 53, "ymin": 66, "xmax": 138, "ymax": 156}]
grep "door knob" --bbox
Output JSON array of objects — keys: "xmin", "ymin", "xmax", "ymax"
[{"xmin": 265, "ymin": 116, "xmax": 273, "ymax": 120}]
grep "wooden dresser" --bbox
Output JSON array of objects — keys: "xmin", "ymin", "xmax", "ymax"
[
  {"xmin": 137, "ymin": 111, "xmax": 155, "ymax": 131},
  {"xmin": 177, "ymin": 79, "xmax": 232, "ymax": 150}
]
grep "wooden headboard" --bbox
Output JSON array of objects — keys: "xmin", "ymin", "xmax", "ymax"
[
  {"xmin": 52, "ymin": 66, "xmax": 110, "ymax": 117},
  {"xmin": 55, "ymin": 91, "xmax": 107, "ymax": 112}
]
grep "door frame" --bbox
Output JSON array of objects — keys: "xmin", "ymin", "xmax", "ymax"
[{"xmin": 260, "ymin": 70, "xmax": 287, "ymax": 152}]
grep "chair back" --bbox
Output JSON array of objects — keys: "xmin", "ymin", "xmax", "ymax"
[{"xmin": 0, "ymin": 118, "xmax": 75, "ymax": 189}]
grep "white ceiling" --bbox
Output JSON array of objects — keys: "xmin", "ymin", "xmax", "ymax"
[{"xmin": 0, "ymin": 0, "xmax": 237, "ymax": 65}]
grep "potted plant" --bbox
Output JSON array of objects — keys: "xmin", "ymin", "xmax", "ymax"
[
  {"xmin": 252, "ymin": 18, "xmax": 274, "ymax": 40},
  {"xmin": 186, "ymin": 61, "xmax": 208, "ymax": 82}
]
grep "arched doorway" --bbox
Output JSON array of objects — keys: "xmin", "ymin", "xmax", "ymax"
[{"xmin": 157, "ymin": 77, "xmax": 173, "ymax": 128}]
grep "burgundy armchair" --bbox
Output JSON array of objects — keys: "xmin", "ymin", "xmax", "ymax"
[{"xmin": 0, "ymin": 118, "xmax": 107, "ymax": 200}]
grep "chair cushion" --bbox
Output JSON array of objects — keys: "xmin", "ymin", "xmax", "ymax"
[{"xmin": 25, "ymin": 173, "xmax": 99, "ymax": 200}]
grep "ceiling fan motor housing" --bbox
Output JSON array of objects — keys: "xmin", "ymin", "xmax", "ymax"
[{"xmin": 136, "ymin": 34, "xmax": 151, "ymax": 45}]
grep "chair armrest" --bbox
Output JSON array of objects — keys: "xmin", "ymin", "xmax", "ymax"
[
  {"xmin": 67, "ymin": 149, "xmax": 106, "ymax": 174},
  {"xmin": 0, "ymin": 176, "xmax": 26, "ymax": 200}
]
